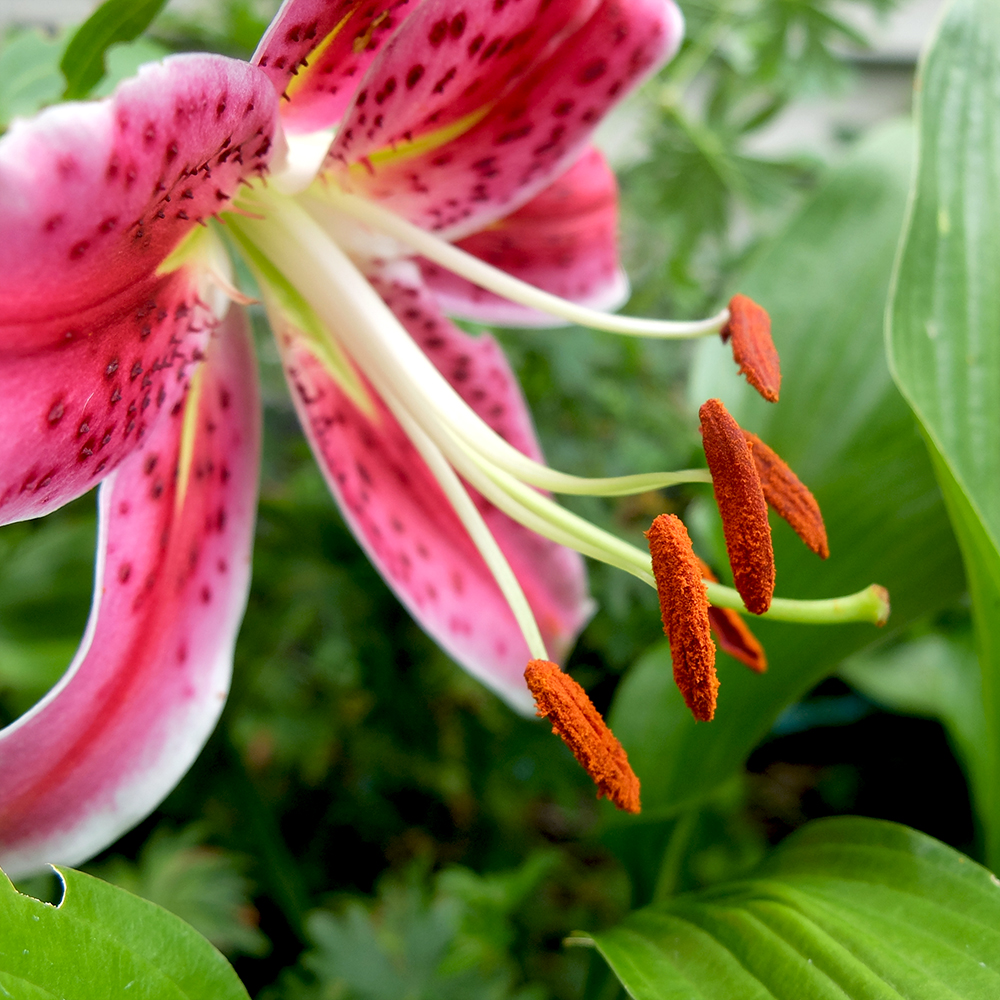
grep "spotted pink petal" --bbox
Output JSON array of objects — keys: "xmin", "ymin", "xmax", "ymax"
[
  {"xmin": 0, "ymin": 310, "xmax": 260, "ymax": 878},
  {"xmin": 253, "ymin": 0, "xmax": 429, "ymax": 134},
  {"xmin": 0, "ymin": 54, "xmax": 279, "ymax": 524},
  {"xmin": 419, "ymin": 146, "xmax": 627, "ymax": 326},
  {"xmin": 328, "ymin": 0, "xmax": 599, "ymax": 157},
  {"xmin": 327, "ymin": 0, "xmax": 683, "ymax": 239},
  {"xmin": 267, "ymin": 261, "xmax": 591, "ymax": 711}
]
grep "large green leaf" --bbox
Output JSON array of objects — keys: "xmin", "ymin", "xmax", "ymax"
[
  {"xmin": 608, "ymin": 124, "xmax": 964, "ymax": 820},
  {"xmin": 886, "ymin": 0, "xmax": 1000, "ymax": 866},
  {"xmin": 0, "ymin": 866, "xmax": 249, "ymax": 999},
  {"xmin": 587, "ymin": 817, "xmax": 1000, "ymax": 999}
]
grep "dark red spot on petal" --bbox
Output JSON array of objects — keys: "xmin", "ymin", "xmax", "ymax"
[
  {"xmin": 429, "ymin": 18, "xmax": 448, "ymax": 45},
  {"xmin": 579, "ymin": 58, "xmax": 608, "ymax": 83}
]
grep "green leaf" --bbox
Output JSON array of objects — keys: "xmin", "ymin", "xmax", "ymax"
[
  {"xmin": 60, "ymin": 0, "xmax": 169, "ymax": 100},
  {"xmin": 587, "ymin": 817, "xmax": 1000, "ymax": 999},
  {"xmin": 608, "ymin": 124, "xmax": 964, "ymax": 821},
  {"xmin": 0, "ymin": 866, "xmax": 249, "ymax": 999},
  {"xmin": 886, "ymin": 0, "xmax": 1000, "ymax": 865},
  {"xmin": 0, "ymin": 29, "xmax": 65, "ymax": 129},
  {"xmin": 92, "ymin": 36, "xmax": 171, "ymax": 98}
]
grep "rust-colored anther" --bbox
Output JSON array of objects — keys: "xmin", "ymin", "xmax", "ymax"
[
  {"xmin": 645, "ymin": 515, "xmax": 719, "ymax": 722},
  {"xmin": 697, "ymin": 557, "xmax": 767, "ymax": 673},
  {"xmin": 699, "ymin": 398, "xmax": 775, "ymax": 615},
  {"xmin": 721, "ymin": 295, "xmax": 781, "ymax": 403},
  {"xmin": 525, "ymin": 659, "xmax": 641, "ymax": 812},
  {"xmin": 742, "ymin": 430, "xmax": 829, "ymax": 560}
]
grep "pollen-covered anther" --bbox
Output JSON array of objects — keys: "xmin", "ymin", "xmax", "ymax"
[
  {"xmin": 697, "ymin": 557, "xmax": 767, "ymax": 673},
  {"xmin": 645, "ymin": 515, "xmax": 719, "ymax": 721},
  {"xmin": 721, "ymin": 294, "xmax": 781, "ymax": 403},
  {"xmin": 524, "ymin": 659, "xmax": 640, "ymax": 813},
  {"xmin": 743, "ymin": 430, "xmax": 829, "ymax": 559},
  {"xmin": 699, "ymin": 398, "xmax": 775, "ymax": 615}
]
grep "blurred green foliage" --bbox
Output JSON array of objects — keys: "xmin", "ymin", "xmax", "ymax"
[
  {"xmin": 87, "ymin": 824, "xmax": 269, "ymax": 957},
  {"xmin": 264, "ymin": 855, "xmax": 557, "ymax": 1000}
]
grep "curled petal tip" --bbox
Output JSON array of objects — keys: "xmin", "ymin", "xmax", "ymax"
[
  {"xmin": 645, "ymin": 515, "xmax": 719, "ymax": 721},
  {"xmin": 524, "ymin": 659, "xmax": 640, "ymax": 812},
  {"xmin": 699, "ymin": 399, "xmax": 774, "ymax": 615},
  {"xmin": 743, "ymin": 430, "xmax": 829, "ymax": 559},
  {"xmin": 723, "ymin": 295, "xmax": 781, "ymax": 403}
]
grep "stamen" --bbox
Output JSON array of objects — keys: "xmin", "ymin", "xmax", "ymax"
[
  {"xmin": 697, "ymin": 558, "xmax": 767, "ymax": 673},
  {"xmin": 524, "ymin": 659, "xmax": 640, "ymax": 812},
  {"xmin": 699, "ymin": 398, "xmax": 774, "ymax": 615},
  {"xmin": 645, "ymin": 515, "xmax": 719, "ymax": 722},
  {"xmin": 382, "ymin": 386, "xmax": 551, "ymax": 664},
  {"xmin": 743, "ymin": 430, "xmax": 829, "ymax": 559},
  {"xmin": 232, "ymin": 192, "xmax": 890, "ymax": 630},
  {"xmin": 307, "ymin": 188, "xmax": 731, "ymax": 339},
  {"xmin": 721, "ymin": 295, "xmax": 781, "ymax": 403}
]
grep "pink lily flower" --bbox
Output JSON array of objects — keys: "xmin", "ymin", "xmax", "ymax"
[{"xmin": 1, "ymin": 0, "xmax": 799, "ymax": 875}]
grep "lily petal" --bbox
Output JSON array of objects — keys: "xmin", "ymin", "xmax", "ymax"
[
  {"xmin": 0, "ymin": 310, "xmax": 260, "ymax": 877},
  {"xmin": 328, "ymin": 0, "xmax": 683, "ymax": 238},
  {"xmin": 261, "ymin": 259, "xmax": 591, "ymax": 711},
  {"xmin": 419, "ymin": 146, "xmax": 627, "ymax": 326},
  {"xmin": 254, "ymin": 0, "xmax": 427, "ymax": 134},
  {"xmin": 329, "ymin": 0, "xmax": 599, "ymax": 160},
  {"xmin": 0, "ymin": 55, "xmax": 279, "ymax": 524}
]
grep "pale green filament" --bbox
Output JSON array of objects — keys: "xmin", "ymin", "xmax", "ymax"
[
  {"xmin": 304, "ymin": 186, "xmax": 732, "ymax": 339},
  {"xmin": 389, "ymin": 394, "xmax": 550, "ymax": 661}
]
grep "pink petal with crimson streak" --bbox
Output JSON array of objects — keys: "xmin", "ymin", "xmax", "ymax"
[
  {"xmin": 328, "ymin": 0, "xmax": 600, "ymax": 157},
  {"xmin": 0, "ymin": 310, "xmax": 260, "ymax": 878},
  {"xmin": 419, "ymin": 146, "xmax": 627, "ymax": 327},
  {"xmin": 254, "ymin": 0, "xmax": 429, "ymax": 134},
  {"xmin": 0, "ymin": 55, "xmax": 279, "ymax": 524},
  {"xmin": 327, "ymin": 0, "xmax": 683, "ymax": 240},
  {"xmin": 266, "ymin": 260, "xmax": 592, "ymax": 712}
]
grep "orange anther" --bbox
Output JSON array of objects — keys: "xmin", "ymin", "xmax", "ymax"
[
  {"xmin": 743, "ymin": 430, "xmax": 829, "ymax": 559},
  {"xmin": 525, "ymin": 659, "xmax": 641, "ymax": 813},
  {"xmin": 722, "ymin": 295, "xmax": 781, "ymax": 403},
  {"xmin": 699, "ymin": 398, "xmax": 775, "ymax": 615},
  {"xmin": 645, "ymin": 514, "xmax": 719, "ymax": 722},
  {"xmin": 697, "ymin": 557, "xmax": 767, "ymax": 673}
]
